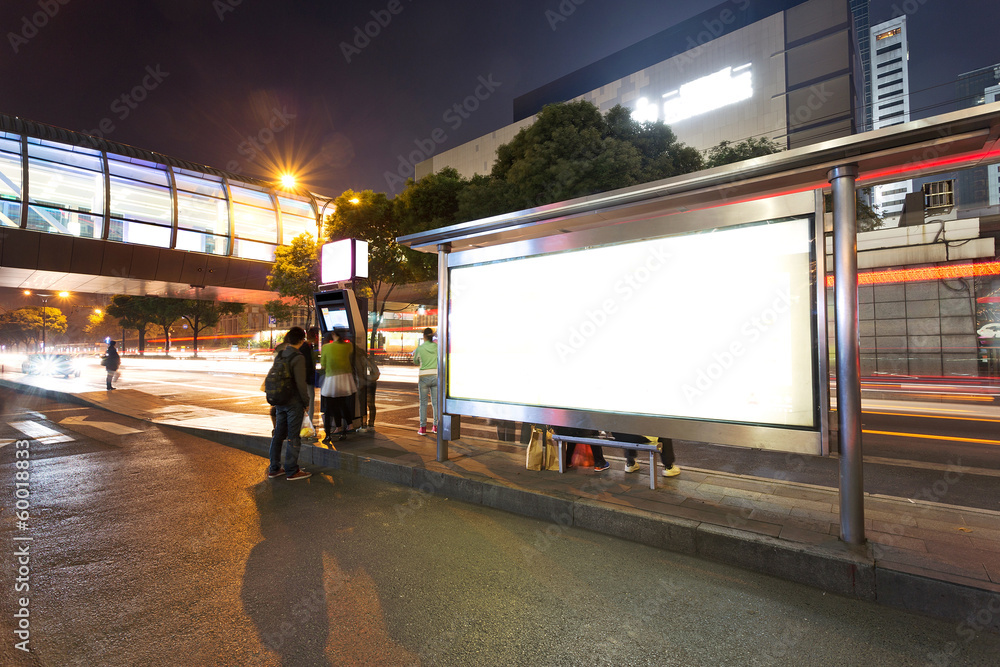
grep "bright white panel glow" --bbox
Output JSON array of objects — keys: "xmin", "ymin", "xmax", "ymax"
[
  {"xmin": 321, "ymin": 239, "xmax": 353, "ymax": 284},
  {"xmin": 630, "ymin": 65, "xmax": 753, "ymax": 126},
  {"xmin": 355, "ymin": 239, "xmax": 369, "ymax": 279},
  {"xmin": 448, "ymin": 218, "xmax": 815, "ymax": 429}
]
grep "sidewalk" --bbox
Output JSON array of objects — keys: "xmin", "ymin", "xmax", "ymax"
[{"xmin": 3, "ymin": 376, "xmax": 998, "ymax": 634}]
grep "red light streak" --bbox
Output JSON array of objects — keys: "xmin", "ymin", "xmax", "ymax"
[{"xmin": 826, "ymin": 260, "xmax": 1000, "ymax": 287}]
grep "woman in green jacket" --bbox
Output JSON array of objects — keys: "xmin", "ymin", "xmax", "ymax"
[{"xmin": 320, "ymin": 331, "xmax": 357, "ymax": 443}]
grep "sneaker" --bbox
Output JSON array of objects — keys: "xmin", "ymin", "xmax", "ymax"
[
  {"xmin": 287, "ymin": 470, "xmax": 312, "ymax": 481},
  {"xmin": 367, "ymin": 425, "xmax": 376, "ymax": 433},
  {"xmin": 267, "ymin": 468, "xmax": 285, "ymax": 479},
  {"xmin": 431, "ymin": 425, "xmax": 437, "ymax": 434},
  {"xmin": 594, "ymin": 461, "xmax": 611, "ymax": 472},
  {"xmin": 624, "ymin": 461, "xmax": 641, "ymax": 473},
  {"xmin": 417, "ymin": 426, "xmax": 427, "ymax": 436},
  {"xmin": 662, "ymin": 465, "xmax": 681, "ymax": 477}
]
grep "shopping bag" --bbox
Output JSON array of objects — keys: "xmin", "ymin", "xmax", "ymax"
[
  {"xmin": 525, "ymin": 426, "xmax": 546, "ymax": 470},
  {"xmin": 300, "ymin": 413, "xmax": 317, "ymax": 439},
  {"xmin": 571, "ymin": 443, "xmax": 594, "ymax": 468},
  {"xmin": 542, "ymin": 434, "xmax": 559, "ymax": 471}
]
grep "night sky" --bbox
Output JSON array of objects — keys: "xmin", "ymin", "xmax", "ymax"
[{"xmin": 2, "ymin": 0, "xmax": 997, "ymax": 198}]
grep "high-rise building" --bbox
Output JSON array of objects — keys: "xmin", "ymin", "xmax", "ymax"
[
  {"xmin": 850, "ymin": 0, "xmax": 872, "ymax": 132},
  {"xmin": 869, "ymin": 16, "xmax": 911, "ymax": 223},
  {"xmin": 987, "ymin": 85, "xmax": 1000, "ymax": 208},
  {"xmin": 955, "ymin": 65, "xmax": 1000, "ymax": 212}
]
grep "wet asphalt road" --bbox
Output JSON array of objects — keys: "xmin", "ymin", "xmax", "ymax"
[{"xmin": 2, "ymin": 389, "xmax": 1000, "ymax": 666}]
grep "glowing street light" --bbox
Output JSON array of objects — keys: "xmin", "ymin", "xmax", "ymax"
[
  {"xmin": 23, "ymin": 290, "xmax": 70, "ymax": 351},
  {"xmin": 280, "ymin": 173, "xmax": 297, "ymax": 189}
]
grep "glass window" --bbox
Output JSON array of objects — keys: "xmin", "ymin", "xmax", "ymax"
[
  {"xmin": 233, "ymin": 238, "xmax": 275, "ymax": 262},
  {"xmin": 1, "ymin": 200, "xmax": 21, "ymax": 227},
  {"xmin": 27, "ymin": 139, "xmax": 103, "ymax": 171},
  {"xmin": 110, "ymin": 176, "xmax": 172, "ymax": 225},
  {"xmin": 27, "ymin": 159, "xmax": 104, "ymax": 214},
  {"xmin": 107, "ymin": 157, "xmax": 170, "ymax": 187},
  {"xmin": 230, "ymin": 184, "xmax": 273, "ymax": 208},
  {"xmin": 0, "ymin": 151, "xmax": 22, "ymax": 201},
  {"xmin": 0, "ymin": 136, "xmax": 21, "ymax": 155},
  {"xmin": 278, "ymin": 196, "xmax": 316, "ymax": 244},
  {"xmin": 176, "ymin": 229, "xmax": 229, "ymax": 255},
  {"xmin": 107, "ymin": 219, "xmax": 171, "ymax": 247},
  {"xmin": 27, "ymin": 205, "xmax": 103, "ymax": 238},
  {"xmin": 233, "ymin": 202, "xmax": 278, "ymax": 243},
  {"xmin": 177, "ymin": 189, "xmax": 229, "ymax": 235},
  {"xmin": 174, "ymin": 171, "xmax": 226, "ymax": 198}
]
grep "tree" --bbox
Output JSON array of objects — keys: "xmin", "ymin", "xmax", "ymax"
[
  {"xmin": 264, "ymin": 299, "xmax": 296, "ymax": 348},
  {"xmin": 180, "ymin": 300, "xmax": 245, "ymax": 357},
  {"xmin": 268, "ymin": 233, "xmax": 319, "ymax": 326},
  {"xmin": 106, "ymin": 295, "xmax": 157, "ymax": 354},
  {"xmin": 704, "ymin": 137, "xmax": 784, "ymax": 169},
  {"xmin": 704, "ymin": 137, "xmax": 885, "ymax": 232},
  {"xmin": 326, "ymin": 189, "xmax": 437, "ymax": 350},
  {"xmin": 84, "ymin": 310, "xmax": 122, "ymax": 342},
  {"xmin": 0, "ymin": 308, "xmax": 65, "ymax": 349},
  {"xmin": 145, "ymin": 297, "xmax": 188, "ymax": 354},
  {"xmin": 456, "ymin": 101, "xmax": 702, "ymax": 220}
]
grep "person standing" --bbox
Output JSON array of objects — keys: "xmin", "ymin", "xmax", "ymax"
[
  {"xmin": 302, "ymin": 327, "xmax": 320, "ymax": 429},
  {"xmin": 101, "ymin": 341, "xmax": 121, "ymax": 391},
  {"xmin": 412, "ymin": 327, "xmax": 438, "ymax": 436},
  {"xmin": 359, "ymin": 348, "xmax": 380, "ymax": 432},
  {"xmin": 266, "ymin": 327, "xmax": 312, "ymax": 481},
  {"xmin": 320, "ymin": 330, "xmax": 357, "ymax": 444}
]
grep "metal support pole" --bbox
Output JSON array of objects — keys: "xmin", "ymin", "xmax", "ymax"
[
  {"xmin": 828, "ymin": 165, "xmax": 865, "ymax": 545},
  {"xmin": 41, "ymin": 297, "xmax": 47, "ymax": 352},
  {"xmin": 436, "ymin": 243, "xmax": 451, "ymax": 462}
]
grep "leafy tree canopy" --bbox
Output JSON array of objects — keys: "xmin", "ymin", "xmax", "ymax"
[
  {"xmin": 703, "ymin": 137, "xmax": 784, "ymax": 169},
  {"xmin": 268, "ymin": 233, "xmax": 320, "ymax": 323}
]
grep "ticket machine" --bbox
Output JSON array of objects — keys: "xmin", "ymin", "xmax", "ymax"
[{"xmin": 314, "ymin": 289, "xmax": 368, "ymax": 432}]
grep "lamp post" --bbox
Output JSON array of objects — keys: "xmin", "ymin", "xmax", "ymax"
[{"xmin": 24, "ymin": 290, "xmax": 69, "ymax": 352}]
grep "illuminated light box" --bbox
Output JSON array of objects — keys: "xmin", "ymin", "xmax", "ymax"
[
  {"xmin": 630, "ymin": 64, "xmax": 753, "ymax": 125},
  {"xmin": 447, "ymin": 218, "xmax": 816, "ymax": 429},
  {"xmin": 321, "ymin": 238, "xmax": 369, "ymax": 284}
]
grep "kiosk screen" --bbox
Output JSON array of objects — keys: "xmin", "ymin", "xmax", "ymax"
[{"xmin": 321, "ymin": 307, "xmax": 350, "ymax": 330}]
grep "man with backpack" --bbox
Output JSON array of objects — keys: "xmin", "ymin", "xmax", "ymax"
[{"xmin": 265, "ymin": 327, "xmax": 312, "ymax": 481}]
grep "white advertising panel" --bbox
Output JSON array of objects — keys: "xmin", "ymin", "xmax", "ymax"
[{"xmin": 448, "ymin": 218, "xmax": 816, "ymax": 429}]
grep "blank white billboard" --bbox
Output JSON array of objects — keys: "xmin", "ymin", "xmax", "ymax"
[{"xmin": 448, "ymin": 218, "xmax": 816, "ymax": 428}]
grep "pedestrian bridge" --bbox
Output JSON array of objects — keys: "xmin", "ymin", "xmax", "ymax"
[{"xmin": 0, "ymin": 113, "xmax": 325, "ymax": 303}]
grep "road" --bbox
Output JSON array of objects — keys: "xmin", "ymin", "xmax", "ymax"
[
  {"xmin": 2, "ymin": 390, "xmax": 999, "ymax": 666},
  {"xmin": 4, "ymin": 356, "xmax": 1000, "ymax": 511}
]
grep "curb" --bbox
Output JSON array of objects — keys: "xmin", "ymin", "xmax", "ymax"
[{"xmin": 4, "ymin": 377, "xmax": 998, "ymax": 634}]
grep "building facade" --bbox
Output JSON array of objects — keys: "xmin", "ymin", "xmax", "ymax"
[
  {"xmin": 869, "ymin": 16, "xmax": 911, "ymax": 224},
  {"xmin": 417, "ymin": 0, "xmax": 862, "ymax": 181}
]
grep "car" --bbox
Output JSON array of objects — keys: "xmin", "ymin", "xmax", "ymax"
[
  {"xmin": 977, "ymin": 323, "xmax": 1000, "ymax": 339},
  {"xmin": 21, "ymin": 353, "xmax": 82, "ymax": 378}
]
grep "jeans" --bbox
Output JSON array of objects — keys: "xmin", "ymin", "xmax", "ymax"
[
  {"xmin": 268, "ymin": 403, "xmax": 304, "ymax": 477},
  {"xmin": 417, "ymin": 373, "xmax": 438, "ymax": 428}
]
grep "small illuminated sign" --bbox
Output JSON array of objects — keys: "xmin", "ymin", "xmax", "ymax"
[
  {"xmin": 630, "ymin": 64, "xmax": 753, "ymax": 125},
  {"xmin": 321, "ymin": 238, "xmax": 369, "ymax": 284}
]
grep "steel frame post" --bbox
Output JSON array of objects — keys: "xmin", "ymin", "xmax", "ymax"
[
  {"xmin": 828, "ymin": 165, "xmax": 865, "ymax": 545},
  {"xmin": 436, "ymin": 243, "xmax": 451, "ymax": 462}
]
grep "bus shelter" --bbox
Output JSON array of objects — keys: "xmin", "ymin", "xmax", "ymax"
[{"xmin": 398, "ymin": 104, "xmax": 1000, "ymax": 545}]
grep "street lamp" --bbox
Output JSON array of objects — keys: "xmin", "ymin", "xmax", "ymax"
[{"xmin": 23, "ymin": 290, "xmax": 70, "ymax": 352}]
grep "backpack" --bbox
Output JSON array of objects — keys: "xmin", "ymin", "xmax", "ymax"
[{"xmin": 264, "ymin": 352, "xmax": 297, "ymax": 406}]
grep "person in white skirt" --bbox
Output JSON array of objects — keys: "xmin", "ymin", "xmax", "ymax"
[{"xmin": 320, "ymin": 330, "xmax": 357, "ymax": 444}]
